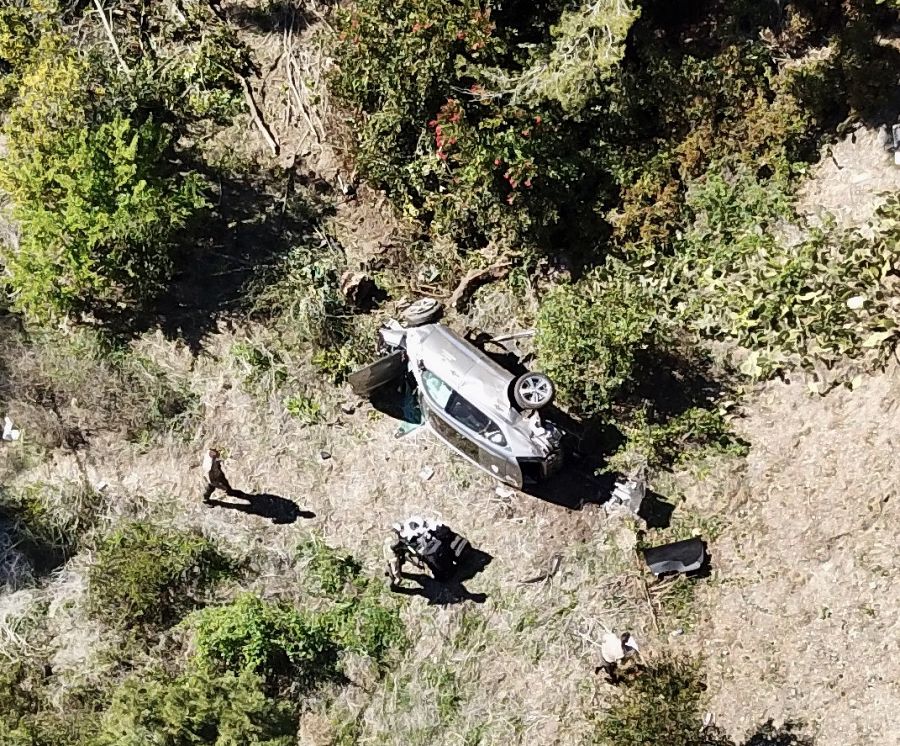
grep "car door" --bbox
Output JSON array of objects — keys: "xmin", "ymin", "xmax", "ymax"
[
  {"xmin": 419, "ymin": 370, "xmax": 522, "ymax": 486},
  {"xmin": 348, "ymin": 350, "xmax": 407, "ymax": 396}
]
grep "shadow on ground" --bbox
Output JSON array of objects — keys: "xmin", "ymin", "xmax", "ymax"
[
  {"xmin": 742, "ymin": 720, "xmax": 814, "ymax": 746},
  {"xmin": 206, "ymin": 493, "xmax": 314, "ymax": 524},
  {"xmin": 392, "ymin": 545, "xmax": 492, "ymax": 606},
  {"xmin": 94, "ymin": 160, "xmax": 336, "ymax": 354}
]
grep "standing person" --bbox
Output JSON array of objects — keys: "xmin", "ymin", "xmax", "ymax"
[
  {"xmin": 597, "ymin": 631, "xmax": 639, "ymax": 685},
  {"xmin": 202, "ymin": 448, "xmax": 242, "ymax": 503},
  {"xmin": 383, "ymin": 535, "xmax": 407, "ymax": 588}
]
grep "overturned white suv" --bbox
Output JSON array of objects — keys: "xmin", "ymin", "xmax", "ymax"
[{"xmin": 349, "ymin": 300, "xmax": 564, "ymax": 488}]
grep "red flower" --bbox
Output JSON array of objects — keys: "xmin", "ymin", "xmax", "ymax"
[
  {"xmin": 524, "ymin": 178, "xmax": 532, "ymax": 188},
  {"xmin": 493, "ymin": 158, "xmax": 501, "ymax": 166},
  {"xmin": 534, "ymin": 116, "xmax": 542, "ymax": 125},
  {"xmin": 521, "ymin": 129, "xmax": 530, "ymax": 137}
]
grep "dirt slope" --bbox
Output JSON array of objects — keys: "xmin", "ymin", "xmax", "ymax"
[{"xmin": 691, "ymin": 362, "xmax": 900, "ymax": 744}]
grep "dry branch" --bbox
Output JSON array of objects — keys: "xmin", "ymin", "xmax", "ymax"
[
  {"xmin": 92, "ymin": 0, "xmax": 130, "ymax": 74},
  {"xmin": 448, "ymin": 260, "xmax": 512, "ymax": 310},
  {"xmin": 239, "ymin": 76, "xmax": 280, "ymax": 157}
]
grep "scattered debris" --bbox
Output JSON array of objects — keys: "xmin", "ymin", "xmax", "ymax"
[
  {"xmin": 607, "ymin": 476, "xmax": 645, "ymax": 514},
  {"xmin": 418, "ymin": 466, "xmax": 435, "ymax": 481},
  {"xmin": 642, "ymin": 536, "xmax": 707, "ymax": 577},
  {"xmin": 495, "ymin": 484, "xmax": 516, "ymax": 499},
  {"xmin": 340, "ymin": 402, "xmax": 357, "ymax": 415},
  {"xmin": 319, "ymin": 450, "xmax": 332, "ymax": 461},
  {"xmin": 2, "ymin": 416, "xmax": 20, "ymax": 442}
]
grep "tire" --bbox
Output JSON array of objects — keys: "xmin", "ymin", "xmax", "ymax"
[
  {"xmin": 513, "ymin": 372, "xmax": 555, "ymax": 410},
  {"xmin": 401, "ymin": 297, "xmax": 443, "ymax": 327}
]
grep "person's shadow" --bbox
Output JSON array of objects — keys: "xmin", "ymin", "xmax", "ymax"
[
  {"xmin": 392, "ymin": 572, "xmax": 488, "ymax": 605},
  {"xmin": 206, "ymin": 492, "xmax": 314, "ymax": 525},
  {"xmin": 391, "ymin": 547, "xmax": 492, "ymax": 605}
]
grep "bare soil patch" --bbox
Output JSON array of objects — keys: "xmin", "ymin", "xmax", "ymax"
[{"xmin": 688, "ymin": 363, "xmax": 900, "ymax": 745}]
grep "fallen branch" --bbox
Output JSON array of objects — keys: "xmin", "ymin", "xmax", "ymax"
[
  {"xmin": 93, "ymin": 0, "xmax": 130, "ymax": 74},
  {"xmin": 239, "ymin": 76, "xmax": 280, "ymax": 157},
  {"xmin": 448, "ymin": 260, "xmax": 512, "ymax": 310}
]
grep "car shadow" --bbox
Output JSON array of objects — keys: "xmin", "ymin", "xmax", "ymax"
[
  {"xmin": 206, "ymin": 493, "xmax": 314, "ymax": 524},
  {"xmin": 392, "ymin": 572, "xmax": 488, "ymax": 606}
]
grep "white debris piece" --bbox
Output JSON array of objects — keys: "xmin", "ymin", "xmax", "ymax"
[
  {"xmin": 495, "ymin": 485, "xmax": 516, "ymax": 499},
  {"xmin": 2, "ymin": 416, "xmax": 20, "ymax": 441},
  {"xmin": 418, "ymin": 466, "xmax": 434, "ymax": 481}
]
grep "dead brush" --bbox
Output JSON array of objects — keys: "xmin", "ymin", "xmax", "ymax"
[{"xmin": 0, "ymin": 322, "xmax": 198, "ymax": 450}]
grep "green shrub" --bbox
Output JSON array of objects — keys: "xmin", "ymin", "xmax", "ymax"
[
  {"xmin": 0, "ymin": 33, "xmax": 206, "ymax": 322},
  {"xmin": 609, "ymin": 406, "xmax": 748, "ymax": 472},
  {"xmin": 88, "ymin": 522, "xmax": 233, "ymax": 632},
  {"xmin": 0, "ymin": 657, "xmax": 98, "ymax": 746},
  {"xmin": 535, "ymin": 261, "xmax": 657, "ymax": 416},
  {"xmin": 669, "ymin": 173, "xmax": 900, "ymax": 378},
  {"xmin": 190, "ymin": 594, "xmax": 341, "ymax": 688},
  {"xmin": 594, "ymin": 656, "xmax": 732, "ymax": 746},
  {"xmin": 297, "ymin": 537, "xmax": 364, "ymax": 595},
  {"xmin": 95, "ymin": 668, "xmax": 294, "ymax": 746}
]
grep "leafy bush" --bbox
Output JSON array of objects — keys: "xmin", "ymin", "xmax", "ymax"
[
  {"xmin": 609, "ymin": 406, "xmax": 748, "ymax": 472},
  {"xmin": 95, "ymin": 668, "xmax": 294, "ymax": 746},
  {"xmin": 669, "ymin": 173, "xmax": 900, "ymax": 378},
  {"xmin": 191, "ymin": 593, "xmax": 341, "ymax": 687},
  {"xmin": 88, "ymin": 522, "xmax": 233, "ymax": 632},
  {"xmin": 0, "ymin": 33, "xmax": 206, "ymax": 322},
  {"xmin": 594, "ymin": 655, "xmax": 732, "ymax": 746},
  {"xmin": 535, "ymin": 261, "xmax": 657, "ymax": 416},
  {"xmin": 0, "ymin": 657, "xmax": 98, "ymax": 746}
]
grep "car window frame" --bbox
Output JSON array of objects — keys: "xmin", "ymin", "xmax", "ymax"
[{"xmin": 419, "ymin": 369, "xmax": 507, "ymax": 449}]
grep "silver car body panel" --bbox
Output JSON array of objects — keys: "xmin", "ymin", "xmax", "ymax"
[{"xmin": 379, "ymin": 323, "xmax": 563, "ymax": 486}]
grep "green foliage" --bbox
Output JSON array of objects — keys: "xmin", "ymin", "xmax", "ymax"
[
  {"xmin": 511, "ymin": 0, "xmax": 640, "ymax": 111},
  {"xmin": 296, "ymin": 538, "xmax": 406, "ymax": 663},
  {"xmin": 297, "ymin": 537, "xmax": 364, "ymax": 595},
  {"xmin": 0, "ymin": 657, "xmax": 98, "ymax": 746},
  {"xmin": 610, "ymin": 406, "xmax": 748, "ymax": 472},
  {"xmin": 95, "ymin": 669, "xmax": 294, "ymax": 746},
  {"xmin": 191, "ymin": 594, "xmax": 341, "ymax": 687},
  {"xmin": 284, "ymin": 393, "xmax": 322, "ymax": 424},
  {"xmin": 593, "ymin": 656, "xmax": 732, "ymax": 746},
  {"xmin": 0, "ymin": 33, "xmax": 206, "ymax": 322},
  {"xmin": 535, "ymin": 261, "xmax": 656, "ymax": 416},
  {"xmin": 88, "ymin": 522, "xmax": 233, "ymax": 632},
  {"xmin": 669, "ymin": 174, "xmax": 900, "ymax": 378}
]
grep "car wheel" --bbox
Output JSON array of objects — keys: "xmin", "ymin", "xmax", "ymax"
[
  {"xmin": 401, "ymin": 297, "xmax": 443, "ymax": 326},
  {"xmin": 513, "ymin": 372, "xmax": 555, "ymax": 410}
]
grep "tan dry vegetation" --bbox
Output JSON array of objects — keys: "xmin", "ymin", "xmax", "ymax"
[{"xmin": 677, "ymin": 362, "xmax": 900, "ymax": 745}]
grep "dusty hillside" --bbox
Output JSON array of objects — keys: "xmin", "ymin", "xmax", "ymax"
[{"xmin": 1, "ymin": 1, "xmax": 899, "ymax": 744}]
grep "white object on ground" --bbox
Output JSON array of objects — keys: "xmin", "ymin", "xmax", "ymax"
[
  {"xmin": 2, "ymin": 417, "xmax": 20, "ymax": 441},
  {"xmin": 419, "ymin": 466, "xmax": 435, "ymax": 481},
  {"xmin": 495, "ymin": 485, "xmax": 516, "ymax": 499},
  {"xmin": 600, "ymin": 631, "xmax": 639, "ymax": 663}
]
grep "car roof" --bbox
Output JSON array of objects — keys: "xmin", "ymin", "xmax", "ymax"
[{"xmin": 406, "ymin": 324, "xmax": 516, "ymax": 419}]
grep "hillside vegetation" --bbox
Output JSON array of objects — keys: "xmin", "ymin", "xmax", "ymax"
[{"xmin": 0, "ymin": 0, "xmax": 898, "ymax": 744}]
